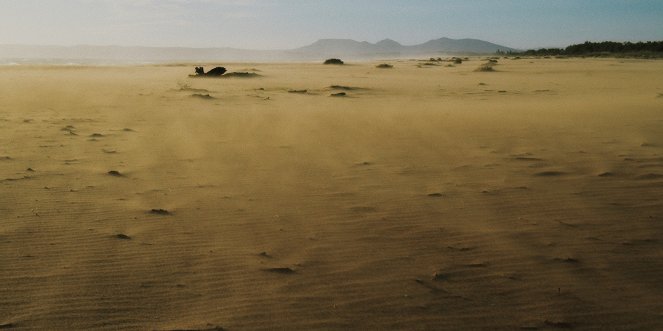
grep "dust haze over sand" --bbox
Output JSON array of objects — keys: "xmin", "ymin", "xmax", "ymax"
[{"xmin": 1, "ymin": 58, "xmax": 663, "ymax": 330}]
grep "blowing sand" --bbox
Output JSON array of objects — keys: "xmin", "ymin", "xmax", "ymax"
[{"xmin": 1, "ymin": 58, "xmax": 663, "ymax": 330}]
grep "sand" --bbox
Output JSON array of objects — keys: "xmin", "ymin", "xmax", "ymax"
[{"xmin": 1, "ymin": 58, "xmax": 663, "ymax": 330}]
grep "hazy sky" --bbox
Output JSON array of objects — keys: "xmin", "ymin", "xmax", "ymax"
[{"xmin": 1, "ymin": 0, "xmax": 662, "ymax": 50}]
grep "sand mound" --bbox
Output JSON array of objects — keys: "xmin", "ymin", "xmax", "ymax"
[{"xmin": 190, "ymin": 93, "xmax": 215, "ymax": 99}]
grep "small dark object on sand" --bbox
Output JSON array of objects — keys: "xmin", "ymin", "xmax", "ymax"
[
  {"xmin": 324, "ymin": 58, "xmax": 344, "ymax": 65},
  {"xmin": 553, "ymin": 257, "xmax": 580, "ymax": 264},
  {"xmin": 427, "ymin": 193, "xmax": 443, "ymax": 197},
  {"xmin": 329, "ymin": 85, "xmax": 360, "ymax": 90},
  {"xmin": 89, "ymin": 133, "xmax": 104, "ymax": 138},
  {"xmin": 288, "ymin": 89, "xmax": 308, "ymax": 93},
  {"xmin": 194, "ymin": 66, "xmax": 226, "ymax": 76},
  {"xmin": 150, "ymin": 209, "xmax": 171, "ymax": 215},
  {"xmin": 159, "ymin": 326, "xmax": 226, "ymax": 331},
  {"xmin": 26, "ymin": 168, "xmax": 35, "ymax": 172},
  {"xmin": 330, "ymin": 92, "xmax": 347, "ymax": 97},
  {"xmin": 115, "ymin": 234, "xmax": 131, "ymax": 240},
  {"xmin": 107, "ymin": 170, "xmax": 123, "ymax": 177},
  {"xmin": 223, "ymin": 72, "xmax": 260, "ymax": 78},
  {"xmin": 376, "ymin": 63, "xmax": 393, "ymax": 68},
  {"xmin": 263, "ymin": 267, "xmax": 295, "ymax": 274}
]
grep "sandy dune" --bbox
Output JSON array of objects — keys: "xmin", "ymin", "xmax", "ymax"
[{"xmin": 1, "ymin": 58, "xmax": 663, "ymax": 330}]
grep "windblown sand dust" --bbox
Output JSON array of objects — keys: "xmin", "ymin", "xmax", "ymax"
[{"xmin": 1, "ymin": 58, "xmax": 663, "ymax": 330}]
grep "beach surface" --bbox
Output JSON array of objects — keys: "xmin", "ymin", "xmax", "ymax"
[{"xmin": 1, "ymin": 58, "xmax": 663, "ymax": 330}]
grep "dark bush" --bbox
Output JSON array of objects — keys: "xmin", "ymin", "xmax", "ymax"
[
  {"xmin": 324, "ymin": 58, "xmax": 344, "ymax": 65},
  {"xmin": 475, "ymin": 62, "xmax": 496, "ymax": 72}
]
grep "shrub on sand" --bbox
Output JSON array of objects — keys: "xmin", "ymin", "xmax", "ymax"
[
  {"xmin": 324, "ymin": 58, "xmax": 344, "ymax": 65},
  {"xmin": 475, "ymin": 62, "xmax": 496, "ymax": 72}
]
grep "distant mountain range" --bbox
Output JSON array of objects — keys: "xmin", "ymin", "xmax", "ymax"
[
  {"xmin": 295, "ymin": 38, "xmax": 515, "ymax": 56},
  {"xmin": 0, "ymin": 38, "xmax": 516, "ymax": 64}
]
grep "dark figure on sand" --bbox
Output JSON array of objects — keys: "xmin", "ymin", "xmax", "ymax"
[{"xmin": 194, "ymin": 66, "xmax": 227, "ymax": 76}]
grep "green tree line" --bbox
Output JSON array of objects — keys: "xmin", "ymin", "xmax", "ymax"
[{"xmin": 519, "ymin": 41, "xmax": 663, "ymax": 56}]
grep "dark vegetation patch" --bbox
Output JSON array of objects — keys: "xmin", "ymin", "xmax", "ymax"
[
  {"xmin": 263, "ymin": 267, "xmax": 295, "ymax": 274},
  {"xmin": 475, "ymin": 62, "xmax": 496, "ymax": 72},
  {"xmin": 222, "ymin": 72, "xmax": 261, "ymax": 78},
  {"xmin": 520, "ymin": 40, "xmax": 663, "ymax": 58},
  {"xmin": 150, "ymin": 209, "xmax": 172, "ymax": 215},
  {"xmin": 324, "ymin": 58, "xmax": 344, "ymax": 65},
  {"xmin": 329, "ymin": 85, "xmax": 362, "ymax": 91}
]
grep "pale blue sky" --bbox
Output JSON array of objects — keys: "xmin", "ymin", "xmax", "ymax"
[{"xmin": 0, "ymin": 0, "xmax": 661, "ymax": 49}]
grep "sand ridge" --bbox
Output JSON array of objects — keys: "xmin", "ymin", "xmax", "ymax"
[{"xmin": 1, "ymin": 58, "xmax": 663, "ymax": 330}]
